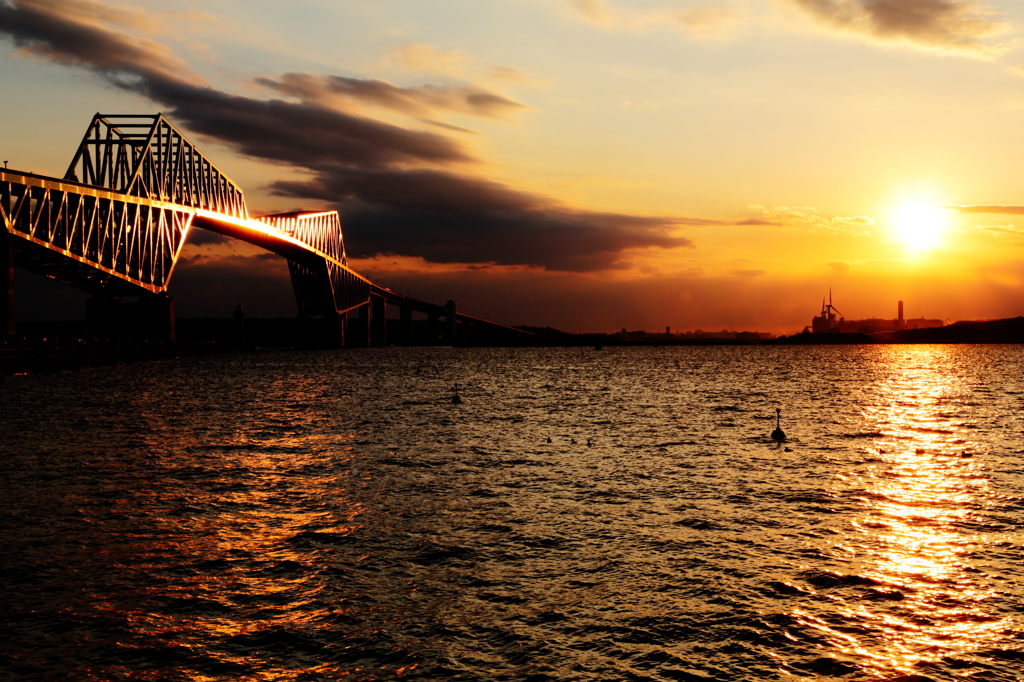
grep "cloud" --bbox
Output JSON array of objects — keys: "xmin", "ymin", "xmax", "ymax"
[
  {"xmin": 827, "ymin": 260, "xmax": 851, "ymax": 273},
  {"xmin": 751, "ymin": 205, "xmax": 874, "ymax": 235},
  {"xmin": 574, "ymin": 0, "xmax": 611, "ymax": 24},
  {"xmin": 944, "ymin": 205, "xmax": 1024, "ymax": 242},
  {"xmin": 270, "ymin": 168, "xmax": 694, "ymax": 271},
  {"xmin": 384, "ymin": 44, "xmax": 477, "ymax": 77},
  {"xmin": 256, "ymin": 73, "xmax": 527, "ymax": 119},
  {"xmin": 0, "ymin": 0, "xmax": 198, "ymax": 83},
  {"xmin": 489, "ymin": 66, "xmax": 531, "ymax": 82},
  {"xmin": 945, "ymin": 204, "xmax": 1024, "ymax": 215},
  {"xmin": 153, "ymin": 82, "xmax": 473, "ymax": 168},
  {"xmin": 968, "ymin": 224, "xmax": 1024, "ymax": 244},
  {"xmin": 788, "ymin": 0, "xmax": 1008, "ymax": 57},
  {"xmin": 0, "ymin": 0, "xmax": 701, "ymax": 273},
  {"xmin": 572, "ymin": 0, "xmax": 744, "ymax": 38},
  {"xmin": 677, "ymin": 7, "xmax": 744, "ymax": 39}
]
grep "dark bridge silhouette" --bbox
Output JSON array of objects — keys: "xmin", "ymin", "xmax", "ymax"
[{"xmin": 0, "ymin": 113, "xmax": 526, "ymax": 345}]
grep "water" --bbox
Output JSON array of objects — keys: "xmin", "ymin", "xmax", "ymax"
[{"xmin": 2, "ymin": 345, "xmax": 1023, "ymax": 681}]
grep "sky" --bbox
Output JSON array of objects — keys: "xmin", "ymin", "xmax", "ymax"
[{"xmin": 2, "ymin": 0, "xmax": 1024, "ymax": 334}]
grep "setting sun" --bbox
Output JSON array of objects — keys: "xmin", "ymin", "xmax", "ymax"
[{"xmin": 891, "ymin": 201, "xmax": 948, "ymax": 254}]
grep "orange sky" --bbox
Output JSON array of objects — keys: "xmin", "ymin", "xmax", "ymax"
[{"xmin": 3, "ymin": 0, "xmax": 1024, "ymax": 333}]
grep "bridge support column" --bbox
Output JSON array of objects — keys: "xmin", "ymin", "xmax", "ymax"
[
  {"xmin": 445, "ymin": 300, "xmax": 457, "ymax": 344},
  {"xmin": 399, "ymin": 306, "xmax": 413, "ymax": 346},
  {"xmin": 350, "ymin": 302, "xmax": 370, "ymax": 347},
  {"xmin": 1, "ymin": 229, "xmax": 14, "ymax": 337},
  {"xmin": 371, "ymin": 295, "xmax": 387, "ymax": 347}
]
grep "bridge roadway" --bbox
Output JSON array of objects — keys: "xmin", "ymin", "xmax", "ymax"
[{"xmin": 0, "ymin": 113, "xmax": 527, "ymax": 346}]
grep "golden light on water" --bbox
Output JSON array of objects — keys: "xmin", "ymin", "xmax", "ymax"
[{"xmin": 797, "ymin": 346, "xmax": 1009, "ymax": 678}]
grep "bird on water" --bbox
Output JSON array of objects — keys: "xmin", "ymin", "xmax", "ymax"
[{"xmin": 771, "ymin": 408, "xmax": 786, "ymax": 442}]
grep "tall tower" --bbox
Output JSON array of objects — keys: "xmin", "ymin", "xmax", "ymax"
[{"xmin": 898, "ymin": 300, "xmax": 904, "ymax": 329}]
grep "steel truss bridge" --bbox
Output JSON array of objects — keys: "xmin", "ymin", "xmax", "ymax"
[{"xmin": 0, "ymin": 113, "xmax": 525, "ymax": 345}]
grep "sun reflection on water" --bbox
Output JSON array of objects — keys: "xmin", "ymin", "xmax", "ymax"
[{"xmin": 796, "ymin": 345, "xmax": 1011, "ymax": 679}]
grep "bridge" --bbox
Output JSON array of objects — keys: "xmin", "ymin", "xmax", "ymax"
[{"xmin": 0, "ymin": 114, "xmax": 527, "ymax": 346}]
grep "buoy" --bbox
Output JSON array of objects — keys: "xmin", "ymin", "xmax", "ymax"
[
  {"xmin": 770, "ymin": 408, "xmax": 786, "ymax": 442},
  {"xmin": 451, "ymin": 383, "xmax": 463, "ymax": 404}
]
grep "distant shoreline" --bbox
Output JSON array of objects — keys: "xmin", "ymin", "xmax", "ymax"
[{"xmin": 3, "ymin": 316, "xmax": 1022, "ymax": 375}]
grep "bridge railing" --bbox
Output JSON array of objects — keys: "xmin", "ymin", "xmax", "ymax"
[
  {"xmin": 65, "ymin": 114, "xmax": 247, "ymax": 219},
  {"xmin": 255, "ymin": 211, "xmax": 347, "ymax": 265},
  {"xmin": 1, "ymin": 169, "xmax": 194, "ymax": 294}
]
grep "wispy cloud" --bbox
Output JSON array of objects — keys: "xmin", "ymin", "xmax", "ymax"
[
  {"xmin": 677, "ymin": 6, "xmax": 744, "ymax": 39},
  {"xmin": 571, "ymin": 0, "xmax": 745, "ymax": 39},
  {"xmin": 751, "ymin": 205, "xmax": 874, "ymax": 235},
  {"xmin": 787, "ymin": 0, "xmax": 1009, "ymax": 57},
  {"xmin": 971, "ymin": 224, "xmax": 1024, "ymax": 243},
  {"xmin": 945, "ymin": 203, "xmax": 1024, "ymax": 214},
  {"xmin": 383, "ymin": 44, "xmax": 479, "ymax": 77}
]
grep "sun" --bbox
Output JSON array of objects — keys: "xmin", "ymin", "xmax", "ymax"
[{"xmin": 891, "ymin": 201, "xmax": 948, "ymax": 254}]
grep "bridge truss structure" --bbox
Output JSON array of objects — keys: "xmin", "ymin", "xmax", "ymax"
[{"xmin": 0, "ymin": 113, "xmax": 524, "ymax": 343}]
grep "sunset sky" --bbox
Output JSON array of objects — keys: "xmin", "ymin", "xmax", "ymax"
[{"xmin": 3, "ymin": 0, "xmax": 1024, "ymax": 334}]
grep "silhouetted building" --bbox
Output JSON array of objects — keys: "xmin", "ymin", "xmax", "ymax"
[{"xmin": 804, "ymin": 297, "xmax": 943, "ymax": 334}]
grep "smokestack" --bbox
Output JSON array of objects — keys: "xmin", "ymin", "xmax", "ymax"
[{"xmin": 898, "ymin": 300, "xmax": 904, "ymax": 326}]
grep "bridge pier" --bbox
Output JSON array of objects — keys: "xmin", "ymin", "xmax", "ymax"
[
  {"xmin": 371, "ymin": 295, "xmax": 387, "ymax": 347},
  {"xmin": 1, "ymin": 229, "xmax": 14, "ymax": 337}
]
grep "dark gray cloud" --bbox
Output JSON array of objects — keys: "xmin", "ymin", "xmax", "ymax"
[
  {"xmin": 142, "ymin": 79, "xmax": 472, "ymax": 168},
  {"xmin": 0, "ymin": 0, "xmax": 702, "ymax": 272},
  {"xmin": 0, "ymin": 0, "xmax": 189, "ymax": 81},
  {"xmin": 257, "ymin": 73, "xmax": 526, "ymax": 118},
  {"xmin": 790, "ymin": 0, "xmax": 1005, "ymax": 54},
  {"xmin": 270, "ymin": 168, "xmax": 697, "ymax": 271}
]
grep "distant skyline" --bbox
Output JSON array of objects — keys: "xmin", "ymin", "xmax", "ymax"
[{"xmin": 3, "ymin": 0, "xmax": 1024, "ymax": 334}]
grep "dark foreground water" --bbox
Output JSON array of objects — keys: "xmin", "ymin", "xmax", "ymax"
[{"xmin": 2, "ymin": 345, "xmax": 1023, "ymax": 681}]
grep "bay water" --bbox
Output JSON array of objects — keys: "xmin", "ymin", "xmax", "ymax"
[{"xmin": 2, "ymin": 345, "xmax": 1023, "ymax": 681}]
